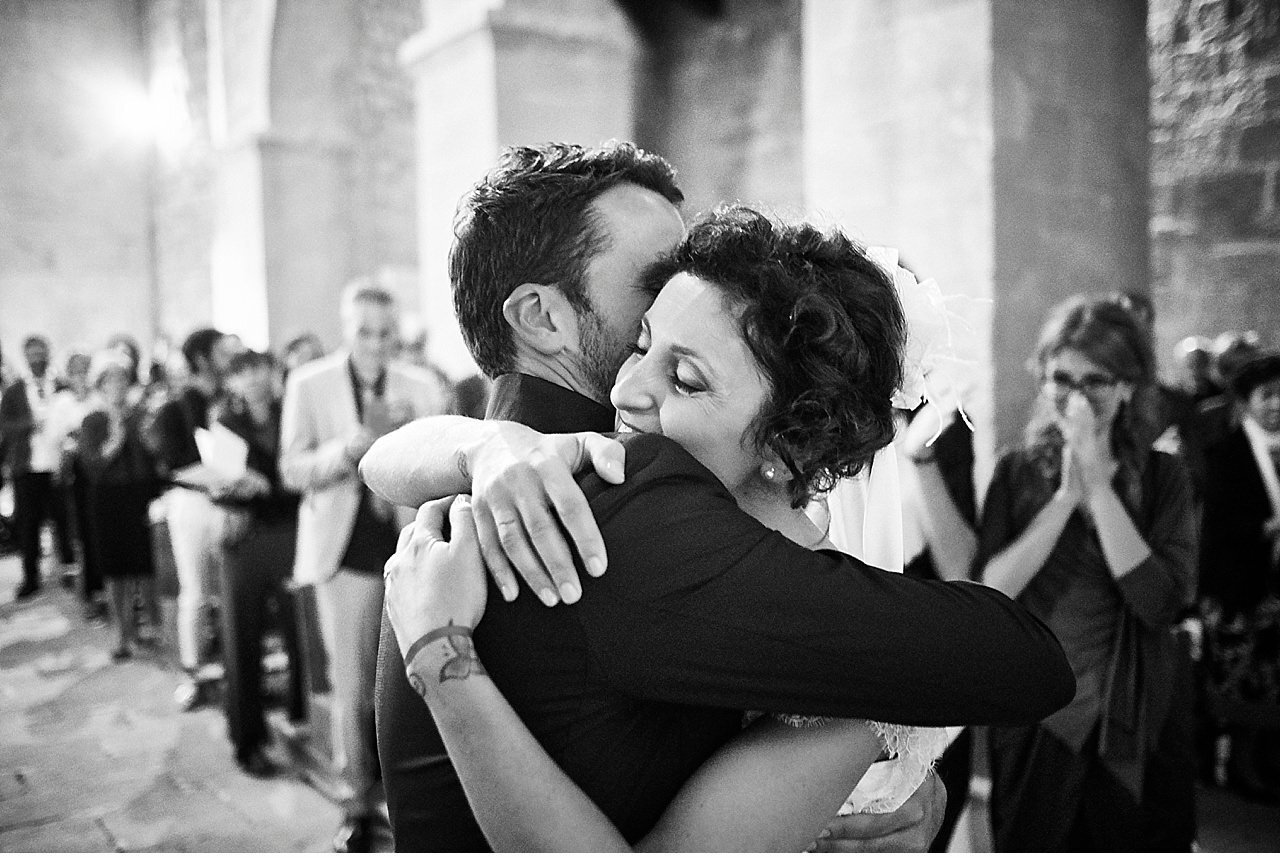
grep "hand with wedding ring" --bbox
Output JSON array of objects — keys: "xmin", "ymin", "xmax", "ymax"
[{"xmin": 384, "ymin": 495, "xmax": 489, "ymax": 660}]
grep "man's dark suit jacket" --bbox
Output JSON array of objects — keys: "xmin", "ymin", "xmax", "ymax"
[
  {"xmin": 374, "ymin": 373, "xmax": 1074, "ymax": 851},
  {"xmin": 0, "ymin": 378, "xmax": 46, "ymax": 474},
  {"xmin": 1201, "ymin": 426, "xmax": 1280, "ymax": 613},
  {"xmin": 147, "ymin": 386, "xmax": 214, "ymax": 473}
]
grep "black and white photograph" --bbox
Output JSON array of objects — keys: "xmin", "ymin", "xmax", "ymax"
[{"xmin": 2, "ymin": 0, "xmax": 1280, "ymax": 852}]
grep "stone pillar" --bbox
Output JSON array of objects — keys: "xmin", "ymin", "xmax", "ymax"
[
  {"xmin": 400, "ymin": 0, "xmax": 640, "ymax": 378},
  {"xmin": 207, "ymin": 0, "xmax": 364, "ymax": 350},
  {"xmin": 803, "ymin": 0, "xmax": 1150, "ymax": 484},
  {"xmin": 257, "ymin": 134, "xmax": 358, "ymax": 350},
  {"xmin": 212, "ymin": 125, "xmax": 356, "ymax": 352},
  {"xmin": 204, "ymin": 0, "xmax": 278, "ymax": 349},
  {"xmin": 625, "ymin": 0, "xmax": 806, "ymax": 216},
  {"xmin": 1150, "ymin": 0, "xmax": 1280, "ymax": 366},
  {"xmin": 205, "ymin": 0, "xmax": 420, "ymax": 351}
]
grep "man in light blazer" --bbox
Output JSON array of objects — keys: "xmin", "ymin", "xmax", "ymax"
[{"xmin": 280, "ymin": 278, "xmax": 443, "ymax": 852}]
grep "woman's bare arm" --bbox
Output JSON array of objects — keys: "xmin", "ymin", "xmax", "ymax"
[
  {"xmin": 387, "ymin": 497, "xmax": 880, "ymax": 853},
  {"xmin": 912, "ymin": 459, "xmax": 978, "ymax": 581},
  {"xmin": 411, "ymin": 636, "xmax": 878, "ymax": 852}
]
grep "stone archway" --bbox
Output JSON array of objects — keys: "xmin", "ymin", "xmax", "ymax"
[{"xmin": 205, "ymin": 0, "xmax": 420, "ymax": 350}]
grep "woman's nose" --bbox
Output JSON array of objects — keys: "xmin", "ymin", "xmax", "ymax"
[{"xmin": 610, "ymin": 355, "xmax": 657, "ymax": 413}]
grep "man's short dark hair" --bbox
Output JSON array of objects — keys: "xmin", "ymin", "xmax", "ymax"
[
  {"xmin": 449, "ymin": 141, "xmax": 683, "ymax": 378},
  {"xmin": 226, "ymin": 348, "xmax": 276, "ymax": 377},
  {"xmin": 181, "ymin": 327, "xmax": 224, "ymax": 374}
]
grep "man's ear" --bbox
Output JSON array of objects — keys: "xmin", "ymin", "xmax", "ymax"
[{"xmin": 502, "ymin": 283, "xmax": 578, "ymax": 357}]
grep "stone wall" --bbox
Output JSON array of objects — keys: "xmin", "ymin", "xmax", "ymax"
[
  {"xmin": 802, "ymin": 0, "xmax": 997, "ymax": 468},
  {"xmin": 0, "ymin": 0, "xmax": 153, "ymax": 362},
  {"xmin": 404, "ymin": 0, "xmax": 641, "ymax": 378},
  {"xmin": 349, "ymin": 0, "xmax": 423, "ymax": 282},
  {"xmin": 145, "ymin": 0, "xmax": 215, "ymax": 348},
  {"xmin": 1150, "ymin": 0, "xmax": 1280, "ymax": 365},
  {"xmin": 803, "ymin": 1, "xmax": 1151, "ymax": 469},
  {"xmin": 993, "ymin": 0, "xmax": 1152, "ymax": 443},
  {"xmin": 629, "ymin": 0, "xmax": 805, "ymax": 217},
  {"xmin": 255, "ymin": 0, "xmax": 423, "ymax": 350},
  {"xmin": 0, "ymin": 0, "xmax": 423, "ymax": 360}
]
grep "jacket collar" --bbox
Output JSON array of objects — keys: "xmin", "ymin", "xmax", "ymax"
[{"xmin": 485, "ymin": 373, "xmax": 615, "ymax": 434}]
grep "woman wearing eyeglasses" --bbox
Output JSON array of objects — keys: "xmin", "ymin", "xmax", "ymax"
[{"xmin": 977, "ymin": 294, "xmax": 1198, "ymax": 850}]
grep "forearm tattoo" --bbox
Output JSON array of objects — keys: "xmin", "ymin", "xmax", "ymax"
[
  {"xmin": 405, "ymin": 622, "xmax": 485, "ymax": 699},
  {"xmin": 437, "ymin": 631, "xmax": 486, "ymax": 682},
  {"xmin": 455, "ymin": 448, "xmax": 471, "ymax": 484}
]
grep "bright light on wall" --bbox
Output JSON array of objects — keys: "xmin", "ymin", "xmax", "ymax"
[
  {"xmin": 88, "ymin": 66, "xmax": 191, "ymax": 160},
  {"xmin": 91, "ymin": 74, "xmax": 155, "ymax": 144},
  {"xmin": 149, "ymin": 64, "xmax": 192, "ymax": 161}
]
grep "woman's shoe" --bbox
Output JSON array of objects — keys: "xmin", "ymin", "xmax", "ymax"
[
  {"xmin": 332, "ymin": 815, "xmax": 375, "ymax": 853},
  {"xmin": 236, "ymin": 747, "xmax": 281, "ymax": 779},
  {"xmin": 174, "ymin": 678, "xmax": 201, "ymax": 711}
]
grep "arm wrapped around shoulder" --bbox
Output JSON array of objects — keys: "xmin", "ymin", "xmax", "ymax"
[{"xmin": 578, "ymin": 431, "xmax": 1077, "ymax": 727}]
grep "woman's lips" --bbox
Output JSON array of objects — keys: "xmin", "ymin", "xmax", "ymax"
[{"xmin": 615, "ymin": 418, "xmax": 652, "ymax": 434}]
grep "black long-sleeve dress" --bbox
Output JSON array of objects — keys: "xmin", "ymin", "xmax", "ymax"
[
  {"xmin": 77, "ymin": 407, "xmax": 160, "ymax": 580},
  {"xmin": 978, "ymin": 446, "xmax": 1198, "ymax": 851},
  {"xmin": 1199, "ymin": 425, "xmax": 1280, "ymax": 717}
]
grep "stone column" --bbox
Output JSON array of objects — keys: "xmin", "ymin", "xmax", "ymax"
[
  {"xmin": 207, "ymin": 0, "xmax": 369, "ymax": 350},
  {"xmin": 400, "ymin": 0, "xmax": 640, "ymax": 378},
  {"xmin": 207, "ymin": 0, "xmax": 421, "ymax": 351},
  {"xmin": 204, "ymin": 0, "xmax": 273, "ymax": 348},
  {"xmin": 803, "ymin": 0, "xmax": 1150, "ymax": 484}
]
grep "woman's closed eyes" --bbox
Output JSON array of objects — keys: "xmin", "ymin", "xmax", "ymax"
[{"xmin": 629, "ymin": 326, "xmax": 710, "ymax": 396}]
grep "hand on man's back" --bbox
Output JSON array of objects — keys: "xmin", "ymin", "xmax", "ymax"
[
  {"xmin": 810, "ymin": 770, "xmax": 947, "ymax": 852},
  {"xmin": 467, "ymin": 422, "xmax": 624, "ymax": 606}
]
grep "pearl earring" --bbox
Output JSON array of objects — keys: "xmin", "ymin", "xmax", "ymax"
[{"xmin": 763, "ymin": 464, "xmax": 777, "ymax": 481}]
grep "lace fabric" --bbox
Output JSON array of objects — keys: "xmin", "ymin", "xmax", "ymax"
[{"xmin": 771, "ymin": 714, "xmax": 951, "ymax": 813}]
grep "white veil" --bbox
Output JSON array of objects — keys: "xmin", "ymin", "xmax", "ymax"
[{"xmin": 812, "ymin": 246, "xmax": 975, "ymax": 814}]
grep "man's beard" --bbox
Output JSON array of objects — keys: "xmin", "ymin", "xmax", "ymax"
[{"xmin": 577, "ymin": 310, "xmax": 628, "ymax": 406}]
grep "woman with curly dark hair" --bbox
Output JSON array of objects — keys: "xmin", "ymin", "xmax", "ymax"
[
  {"xmin": 977, "ymin": 295, "xmax": 1198, "ymax": 850},
  {"xmin": 364, "ymin": 205, "xmax": 1071, "ymax": 851}
]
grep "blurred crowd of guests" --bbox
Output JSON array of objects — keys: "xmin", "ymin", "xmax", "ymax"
[
  {"xmin": 0, "ymin": 280, "xmax": 486, "ymax": 852},
  {"xmin": 3, "ymin": 283, "xmax": 1278, "ymax": 851}
]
